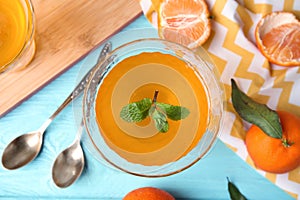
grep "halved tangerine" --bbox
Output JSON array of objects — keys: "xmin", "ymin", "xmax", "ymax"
[
  {"xmin": 255, "ymin": 12, "xmax": 300, "ymax": 67},
  {"xmin": 157, "ymin": 0, "xmax": 211, "ymax": 49}
]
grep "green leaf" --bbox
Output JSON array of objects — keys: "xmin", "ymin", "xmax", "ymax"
[
  {"xmin": 119, "ymin": 90, "xmax": 190, "ymax": 133},
  {"xmin": 120, "ymin": 98, "xmax": 152, "ymax": 122},
  {"xmin": 231, "ymin": 79, "xmax": 282, "ymax": 139},
  {"xmin": 149, "ymin": 105, "xmax": 169, "ymax": 133},
  {"xmin": 227, "ymin": 178, "xmax": 247, "ymax": 200},
  {"xmin": 157, "ymin": 103, "xmax": 190, "ymax": 120}
]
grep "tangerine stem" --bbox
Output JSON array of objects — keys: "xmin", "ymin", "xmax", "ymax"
[{"xmin": 282, "ymin": 138, "xmax": 294, "ymax": 148}]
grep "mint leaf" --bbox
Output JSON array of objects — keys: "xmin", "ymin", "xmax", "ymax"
[
  {"xmin": 157, "ymin": 103, "xmax": 190, "ymax": 120},
  {"xmin": 231, "ymin": 79, "xmax": 282, "ymax": 139},
  {"xmin": 120, "ymin": 98, "xmax": 152, "ymax": 122},
  {"xmin": 149, "ymin": 105, "xmax": 169, "ymax": 133}
]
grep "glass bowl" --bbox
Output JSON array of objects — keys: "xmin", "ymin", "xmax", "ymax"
[
  {"xmin": 81, "ymin": 36, "xmax": 224, "ymax": 177},
  {"xmin": 0, "ymin": 0, "xmax": 35, "ymax": 73}
]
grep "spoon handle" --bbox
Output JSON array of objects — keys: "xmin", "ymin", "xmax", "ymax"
[
  {"xmin": 75, "ymin": 120, "xmax": 84, "ymax": 143},
  {"xmin": 71, "ymin": 42, "xmax": 112, "ymax": 100},
  {"xmin": 40, "ymin": 42, "xmax": 112, "ymax": 132}
]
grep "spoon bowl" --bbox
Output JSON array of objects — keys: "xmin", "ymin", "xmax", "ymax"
[
  {"xmin": 1, "ymin": 42, "xmax": 112, "ymax": 170},
  {"xmin": 52, "ymin": 140, "xmax": 84, "ymax": 188},
  {"xmin": 2, "ymin": 132, "xmax": 42, "ymax": 170},
  {"xmin": 52, "ymin": 123, "xmax": 85, "ymax": 188}
]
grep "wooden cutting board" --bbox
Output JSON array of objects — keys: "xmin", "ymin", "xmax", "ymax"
[{"xmin": 0, "ymin": 0, "xmax": 142, "ymax": 117}]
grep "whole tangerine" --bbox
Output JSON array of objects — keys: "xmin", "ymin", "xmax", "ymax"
[
  {"xmin": 245, "ymin": 110, "xmax": 300, "ymax": 173},
  {"xmin": 123, "ymin": 187, "xmax": 175, "ymax": 200}
]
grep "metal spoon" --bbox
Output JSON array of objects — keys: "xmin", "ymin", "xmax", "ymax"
[
  {"xmin": 1, "ymin": 42, "xmax": 112, "ymax": 170},
  {"xmin": 52, "ymin": 120, "xmax": 84, "ymax": 188},
  {"xmin": 52, "ymin": 46, "xmax": 118, "ymax": 188}
]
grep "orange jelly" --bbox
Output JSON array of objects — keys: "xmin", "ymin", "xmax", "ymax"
[{"xmin": 95, "ymin": 52, "xmax": 209, "ymax": 166}]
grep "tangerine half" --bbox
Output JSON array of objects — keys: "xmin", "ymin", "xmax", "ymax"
[{"xmin": 255, "ymin": 12, "xmax": 300, "ymax": 67}]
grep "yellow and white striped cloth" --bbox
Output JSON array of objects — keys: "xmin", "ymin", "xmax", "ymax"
[{"xmin": 139, "ymin": 0, "xmax": 300, "ymax": 198}]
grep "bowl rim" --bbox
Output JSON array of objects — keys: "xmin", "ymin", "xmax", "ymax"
[{"xmin": 82, "ymin": 37, "xmax": 225, "ymax": 177}]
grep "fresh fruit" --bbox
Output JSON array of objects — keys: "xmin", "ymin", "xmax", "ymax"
[
  {"xmin": 246, "ymin": 111, "xmax": 300, "ymax": 173},
  {"xmin": 157, "ymin": 0, "xmax": 211, "ymax": 49},
  {"xmin": 255, "ymin": 12, "xmax": 300, "ymax": 67},
  {"xmin": 123, "ymin": 187, "xmax": 175, "ymax": 200},
  {"xmin": 231, "ymin": 79, "xmax": 300, "ymax": 173}
]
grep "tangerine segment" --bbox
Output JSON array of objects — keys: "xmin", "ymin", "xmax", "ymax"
[
  {"xmin": 158, "ymin": 0, "xmax": 211, "ymax": 49},
  {"xmin": 245, "ymin": 111, "xmax": 300, "ymax": 174},
  {"xmin": 255, "ymin": 12, "xmax": 300, "ymax": 66}
]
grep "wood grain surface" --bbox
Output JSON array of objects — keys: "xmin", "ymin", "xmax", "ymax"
[{"xmin": 0, "ymin": 0, "xmax": 142, "ymax": 117}]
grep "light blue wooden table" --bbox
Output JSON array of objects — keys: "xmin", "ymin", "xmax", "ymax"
[{"xmin": 0, "ymin": 15, "xmax": 294, "ymax": 200}]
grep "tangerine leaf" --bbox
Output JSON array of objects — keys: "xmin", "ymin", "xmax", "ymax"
[
  {"xmin": 227, "ymin": 177, "xmax": 247, "ymax": 200},
  {"xmin": 231, "ymin": 79, "xmax": 282, "ymax": 139}
]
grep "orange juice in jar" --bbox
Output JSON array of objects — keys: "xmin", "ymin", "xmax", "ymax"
[{"xmin": 0, "ymin": 0, "xmax": 35, "ymax": 73}]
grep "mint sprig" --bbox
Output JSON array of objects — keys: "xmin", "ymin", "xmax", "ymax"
[{"xmin": 120, "ymin": 90, "xmax": 190, "ymax": 133}]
